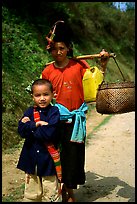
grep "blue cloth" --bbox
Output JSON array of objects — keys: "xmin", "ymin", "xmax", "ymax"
[{"xmin": 55, "ymin": 102, "xmax": 88, "ymax": 143}]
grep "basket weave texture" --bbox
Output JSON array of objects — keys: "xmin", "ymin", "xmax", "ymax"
[{"xmin": 96, "ymin": 81, "xmax": 135, "ymax": 114}]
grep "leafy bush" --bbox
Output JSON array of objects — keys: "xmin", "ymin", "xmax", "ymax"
[
  {"xmin": 2, "ymin": 3, "xmax": 135, "ymax": 150},
  {"xmin": 2, "ymin": 7, "xmax": 49, "ymax": 150}
]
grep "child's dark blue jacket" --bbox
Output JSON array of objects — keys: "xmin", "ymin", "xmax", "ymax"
[{"xmin": 17, "ymin": 104, "xmax": 60, "ymax": 177}]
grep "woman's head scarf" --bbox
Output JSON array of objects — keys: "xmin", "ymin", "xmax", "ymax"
[{"xmin": 46, "ymin": 20, "xmax": 73, "ymax": 57}]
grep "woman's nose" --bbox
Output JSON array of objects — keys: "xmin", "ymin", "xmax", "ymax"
[{"xmin": 57, "ymin": 50, "xmax": 62, "ymax": 55}]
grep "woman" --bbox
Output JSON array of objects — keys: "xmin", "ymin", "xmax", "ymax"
[{"xmin": 42, "ymin": 21, "xmax": 109, "ymax": 202}]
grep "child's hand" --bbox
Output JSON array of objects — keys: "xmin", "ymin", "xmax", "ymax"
[
  {"xmin": 21, "ymin": 117, "xmax": 30, "ymax": 123},
  {"xmin": 36, "ymin": 121, "xmax": 48, "ymax": 127}
]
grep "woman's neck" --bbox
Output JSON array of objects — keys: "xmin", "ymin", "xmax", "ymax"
[{"xmin": 54, "ymin": 58, "xmax": 69, "ymax": 68}]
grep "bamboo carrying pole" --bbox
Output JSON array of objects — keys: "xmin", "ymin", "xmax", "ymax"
[
  {"xmin": 46, "ymin": 53, "xmax": 116, "ymax": 66},
  {"xmin": 74, "ymin": 53, "xmax": 116, "ymax": 60}
]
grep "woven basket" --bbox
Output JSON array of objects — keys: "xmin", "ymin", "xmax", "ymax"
[{"xmin": 96, "ymin": 81, "xmax": 135, "ymax": 114}]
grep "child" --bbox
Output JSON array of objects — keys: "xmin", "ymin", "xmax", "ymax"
[
  {"xmin": 42, "ymin": 21, "xmax": 110, "ymax": 202},
  {"xmin": 17, "ymin": 79, "xmax": 62, "ymax": 202}
]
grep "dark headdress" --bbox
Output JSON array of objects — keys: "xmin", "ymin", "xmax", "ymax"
[{"xmin": 46, "ymin": 21, "xmax": 73, "ymax": 57}]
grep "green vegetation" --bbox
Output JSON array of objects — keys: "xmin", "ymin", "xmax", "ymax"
[
  {"xmin": 2, "ymin": 2, "xmax": 135, "ymax": 151},
  {"xmin": 2, "ymin": 184, "xmax": 25, "ymax": 202},
  {"xmin": 86, "ymin": 114, "xmax": 112, "ymax": 145}
]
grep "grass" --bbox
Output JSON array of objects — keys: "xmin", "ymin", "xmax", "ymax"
[
  {"xmin": 86, "ymin": 114, "xmax": 112, "ymax": 145},
  {"xmin": 2, "ymin": 140, "xmax": 24, "ymax": 154},
  {"xmin": 2, "ymin": 184, "xmax": 25, "ymax": 202},
  {"xmin": 91, "ymin": 114, "xmax": 112, "ymax": 133}
]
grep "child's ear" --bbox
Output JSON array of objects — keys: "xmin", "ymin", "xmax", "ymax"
[{"xmin": 31, "ymin": 94, "xmax": 34, "ymax": 100}]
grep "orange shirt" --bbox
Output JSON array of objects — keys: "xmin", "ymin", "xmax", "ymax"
[{"xmin": 42, "ymin": 59, "xmax": 90, "ymax": 111}]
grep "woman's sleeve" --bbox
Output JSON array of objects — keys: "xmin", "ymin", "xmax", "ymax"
[
  {"xmin": 42, "ymin": 66, "xmax": 49, "ymax": 79},
  {"xmin": 81, "ymin": 59, "xmax": 91, "ymax": 68},
  {"xmin": 80, "ymin": 59, "xmax": 91, "ymax": 77}
]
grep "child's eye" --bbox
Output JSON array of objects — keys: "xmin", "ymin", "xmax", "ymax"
[{"xmin": 34, "ymin": 94, "xmax": 40, "ymax": 97}]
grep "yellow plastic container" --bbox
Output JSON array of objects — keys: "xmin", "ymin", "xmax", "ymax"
[{"xmin": 82, "ymin": 66, "xmax": 104, "ymax": 102}]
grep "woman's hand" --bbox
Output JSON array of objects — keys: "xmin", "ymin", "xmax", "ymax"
[
  {"xmin": 99, "ymin": 49, "xmax": 110, "ymax": 74},
  {"xmin": 99, "ymin": 49, "xmax": 110, "ymax": 58}
]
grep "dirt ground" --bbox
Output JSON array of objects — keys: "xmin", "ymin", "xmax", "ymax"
[{"xmin": 2, "ymin": 107, "xmax": 135, "ymax": 202}]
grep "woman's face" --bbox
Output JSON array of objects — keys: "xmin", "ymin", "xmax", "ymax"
[{"xmin": 51, "ymin": 42, "xmax": 69, "ymax": 62}]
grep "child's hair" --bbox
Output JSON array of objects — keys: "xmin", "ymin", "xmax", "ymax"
[{"xmin": 31, "ymin": 79, "xmax": 53, "ymax": 94}]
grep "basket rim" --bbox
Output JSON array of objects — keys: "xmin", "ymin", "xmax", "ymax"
[{"xmin": 98, "ymin": 81, "xmax": 135, "ymax": 90}]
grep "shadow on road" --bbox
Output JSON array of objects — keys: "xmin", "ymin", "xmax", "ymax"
[{"xmin": 74, "ymin": 171, "xmax": 135, "ymax": 202}]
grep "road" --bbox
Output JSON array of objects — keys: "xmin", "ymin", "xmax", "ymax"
[
  {"xmin": 2, "ymin": 109, "xmax": 135, "ymax": 202},
  {"xmin": 74, "ymin": 111, "xmax": 135, "ymax": 202}
]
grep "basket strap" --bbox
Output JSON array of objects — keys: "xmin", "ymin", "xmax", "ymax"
[{"xmin": 112, "ymin": 57, "xmax": 126, "ymax": 81}]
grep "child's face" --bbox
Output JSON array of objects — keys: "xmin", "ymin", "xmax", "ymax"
[
  {"xmin": 32, "ymin": 84, "xmax": 53, "ymax": 108},
  {"xmin": 51, "ymin": 42, "xmax": 69, "ymax": 62}
]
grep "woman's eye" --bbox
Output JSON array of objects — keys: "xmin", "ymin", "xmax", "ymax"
[{"xmin": 60, "ymin": 47, "xmax": 64, "ymax": 50}]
